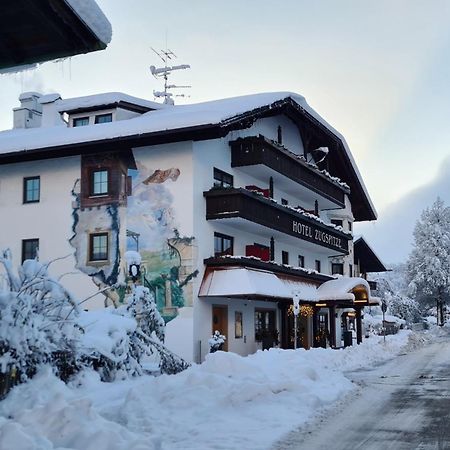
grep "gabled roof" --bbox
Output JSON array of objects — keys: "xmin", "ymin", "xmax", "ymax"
[
  {"xmin": 0, "ymin": 92, "xmax": 377, "ymax": 221},
  {"xmin": 354, "ymin": 236, "xmax": 388, "ymax": 273},
  {"xmin": 0, "ymin": 0, "xmax": 111, "ymax": 71}
]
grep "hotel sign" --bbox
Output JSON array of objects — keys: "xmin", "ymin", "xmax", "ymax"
[{"xmin": 292, "ymin": 220, "xmax": 346, "ymax": 252}]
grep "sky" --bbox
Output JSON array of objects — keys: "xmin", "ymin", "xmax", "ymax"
[{"xmin": 2, "ymin": 0, "xmax": 450, "ymax": 263}]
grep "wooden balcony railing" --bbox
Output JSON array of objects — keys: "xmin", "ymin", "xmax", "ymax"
[
  {"xmin": 204, "ymin": 187, "xmax": 350, "ymax": 253},
  {"xmin": 230, "ymin": 135, "xmax": 349, "ymax": 207}
]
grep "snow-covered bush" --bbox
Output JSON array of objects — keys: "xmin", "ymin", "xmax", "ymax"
[
  {"xmin": 208, "ymin": 331, "xmax": 226, "ymax": 353},
  {"xmin": 0, "ymin": 250, "xmax": 82, "ymax": 380},
  {"xmin": 82, "ymin": 286, "xmax": 189, "ymax": 380},
  {"xmin": 0, "ymin": 250, "xmax": 189, "ymax": 390}
]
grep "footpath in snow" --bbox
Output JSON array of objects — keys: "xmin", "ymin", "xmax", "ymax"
[{"xmin": 0, "ymin": 330, "xmax": 423, "ymax": 450}]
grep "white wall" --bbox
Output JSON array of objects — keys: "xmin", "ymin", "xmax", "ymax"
[
  {"xmin": 190, "ymin": 113, "xmax": 350, "ymax": 361},
  {"xmin": 0, "ymin": 156, "xmax": 100, "ymax": 305}
]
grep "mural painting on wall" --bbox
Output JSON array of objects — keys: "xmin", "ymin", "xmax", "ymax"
[
  {"xmin": 126, "ymin": 161, "xmax": 197, "ymax": 322},
  {"xmin": 69, "ymin": 179, "xmax": 124, "ymax": 307}
]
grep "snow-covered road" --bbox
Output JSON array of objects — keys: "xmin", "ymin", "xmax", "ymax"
[{"xmin": 274, "ymin": 328, "xmax": 450, "ymax": 450}]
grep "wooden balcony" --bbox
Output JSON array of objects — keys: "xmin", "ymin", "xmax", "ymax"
[
  {"xmin": 230, "ymin": 135, "xmax": 349, "ymax": 208},
  {"xmin": 204, "ymin": 187, "xmax": 350, "ymax": 253}
]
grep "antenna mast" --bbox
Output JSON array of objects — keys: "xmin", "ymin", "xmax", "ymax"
[{"xmin": 150, "ymin": 47, "xmax": 191, "ymax": 105}]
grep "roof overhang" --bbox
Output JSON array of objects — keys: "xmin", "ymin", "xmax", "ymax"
[
  {"xmin": 354, "ymin": 236, "xmax": 388, "ymax": 273},
  {"xmin": 0, "ymin": 0, "xmax": 111, "ymax": 71}
]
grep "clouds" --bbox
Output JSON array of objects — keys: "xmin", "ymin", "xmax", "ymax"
[{"xmin": 355, "ymin": 155, "xmax": 450, "ymax": 264}]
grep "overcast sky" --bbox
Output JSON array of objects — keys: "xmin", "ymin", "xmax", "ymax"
[{"xmin": 2, "ymin": 0, "xmax": 450, "ymax": 261}]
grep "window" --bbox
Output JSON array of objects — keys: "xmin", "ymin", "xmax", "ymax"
[
  {"xmin": 213, "ymin": 168, "xmax": 233, "ymax": 188},
  {"xmin": 22, "ymin": 239, "xmax": 39, "ymax": 262},
  {"xmin": 23, "ymin": 176, "xmax": 40, "ymax": 203},
  {"xmin": 349, "ymin": 264, "xmax": 353, "ymax": 277},
  {"xmin": 95, "ymin": 113, "xmax": 113, "ymax": 124},
  {"xmin": 315, "ymin": 260, "xmax": 321, "ymax": 272},
  {"xmin": 298, "ymin": 255, "xmax": 305, "ymax": 268},
  {"xmin": 281, "ymin": 198, "xmax": 289, "ymax": 206},
  {"xmin": 277, "ymin": 125, "xmax": 282, "ymax": 144},
  {"xmin": 348, "ymin": 221, "xmax": 353, "ymax": 232},
  {"xmin": 282, "ymin": 251, "xmax": 289, "ymax": 265},
  {"xmin": 235, "ymin": 312, "xmax": 243, "ymax": 338},
  {"xmin": 73, "ymin": 117, "xmax": 89, "ymax": 127},
  {"xmin": 331, "ymin": 219, "xmax": 343, "ymax": 228},
  {"xmin": 89, "ymin": 233, "xmax": 109, "ymax": 261},
  {"xmin": 214, "ymin": 232, "xmax": 233, "ymax": 257},
  {"xmin": 91, "ymin": 169, "xmax": 109, "ymax": 196},
  {"xmin": 255, "ymin": 309, "xmax": 276, "ymax": 341},
  {"xmin": 332, "ymin": 263, "xmax": 344, "ymax": 275}
]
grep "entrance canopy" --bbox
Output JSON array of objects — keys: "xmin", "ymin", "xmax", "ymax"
[
  {"xmin": 199, "ymin": 267, "xmax": 373, "ymax": 307},
  {"xmin": 199, "ymin": 268, "xmax": 318, "ymax": 301}
]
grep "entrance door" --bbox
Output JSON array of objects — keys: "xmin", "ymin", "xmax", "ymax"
[{"xmin": 212, "ymin": 305, "xmax": 228, "ymax": 351}]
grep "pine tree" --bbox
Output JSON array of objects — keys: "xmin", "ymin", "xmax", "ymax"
[{"xmin": 407, "ymin": 197, "xmax": 450, "ymax": 325}]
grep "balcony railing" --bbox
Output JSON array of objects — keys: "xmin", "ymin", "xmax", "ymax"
[
  {"xmin": 230, "ymin": 135, "xmax": 349, "ymax": 207},
  {"xmin": 204, "ymin": 187, "xmax": 351, "ymax": 253}
]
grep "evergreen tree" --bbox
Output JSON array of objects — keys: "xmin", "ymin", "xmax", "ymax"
[{"xmin": 407, "ymin": 197, "xmax": 450, "ymax": 325}]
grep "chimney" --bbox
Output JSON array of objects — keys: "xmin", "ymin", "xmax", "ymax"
[{"xmin": 13, "ymin": 92, "xmax": 43, "ymax": 129}]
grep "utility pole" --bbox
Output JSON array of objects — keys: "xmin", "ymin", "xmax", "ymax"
[
  {"xmin": 293, "ymin": 293, "xmax": 300, "ymax": 350},
  {"xmin": 381, "ymin": 300, "xmax": 387, "ymax": 343}
]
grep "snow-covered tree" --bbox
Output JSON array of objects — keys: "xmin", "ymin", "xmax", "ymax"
[
  {"xmin": 373, "ymin": 265, "xmax": 421, "ymax": 324},
  {"xmin": 407, "ymin": 197, "xmax": 450, "ymax": 325}
]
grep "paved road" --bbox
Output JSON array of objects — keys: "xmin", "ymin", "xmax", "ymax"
[{"xmin": 273, "ymin": 330, "xmax": 450, "ymax": 450}]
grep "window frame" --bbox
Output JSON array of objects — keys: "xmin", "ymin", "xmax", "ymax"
[
  {"xmin": 315, "ymin": 259, "xmax": 321, "ymax": 273},
  {"xmin": 23, "ymin": 176, "xmax": 40, "ymax": 204},
  {"xmin": 90, "ymin": 168, "xmax": 110, "ymax": 197},
  {"xmin": 22, "ymin": 238, "xmax": 39, "ymax": 263},
  {"xmin": 89, "ymin": 232, "xmax": 109, "ymax": 262},
  {"xmin": 332, "ymin": 263, "xmax": 344, "ymax": 275},
  {"xmin": 214, "ymin": 232, "xmax": 234, "ymax": 257},
  {"xmin": 73, "ymin": 116, "xmax": 90, "ymax": 127},
  {"xmin": 95, "ymin": 113, "xmax": 113, "ymax": 124},
  {"xmin": 213, "ymin": 167, "xmax": 233, "ymax": 188}
]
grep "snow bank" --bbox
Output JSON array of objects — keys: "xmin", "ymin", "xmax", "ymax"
[{"xmin": 0, "ymin": 331, "xmax": 412, "ymax": 450}]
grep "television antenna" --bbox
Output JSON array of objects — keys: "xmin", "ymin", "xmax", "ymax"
[{"xmin": 150, "ymin": 47, "xmax": 191, "ymax": 105}]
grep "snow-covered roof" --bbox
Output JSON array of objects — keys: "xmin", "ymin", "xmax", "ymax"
[
  {"xmin": 64, "ymin": 0, "xmax": 112, "ymax": 46},
  {"xmin": 316, "ymin": 277, "xmax": 370, "ymax": 301},
  {"xmin": 200, "ymin": 268, "xmax": 372, "ymax": 304},
  {"xmin": 55, "ymin": 92, "xmax": 166, "ymax": 113},
  {"xmin": 0, "ymin": 91, "xmax": 376, "ymax": 220}
]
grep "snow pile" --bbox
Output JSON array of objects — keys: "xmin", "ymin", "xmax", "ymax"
[{"xmin": 0, "ymin": 331, "xmax": 412, "ymax": 450}]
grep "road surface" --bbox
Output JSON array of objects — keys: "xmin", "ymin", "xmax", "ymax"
[{"xmin": 273, "ymin": 330, "xmax": 450, "ymax": 450}]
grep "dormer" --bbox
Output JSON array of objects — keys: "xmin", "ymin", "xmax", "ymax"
[{"xmin": 57, "ymin": 92, "xmax": 165, "ymax": 127}]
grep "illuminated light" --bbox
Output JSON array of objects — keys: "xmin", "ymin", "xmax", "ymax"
[
  {"xmin": 354, "ymin": 300, "xmax": 368, "ymax": 303},
  {"xmin": 315, "ymin": 303, "xmax": 327, "ymax": 307},
  {"xmin": 300, "ymin": 305, "xmax": 314, "ymax": 318}
]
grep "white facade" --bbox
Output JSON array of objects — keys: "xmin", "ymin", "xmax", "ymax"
[{"xmin": 0, "ymin": 91, "xmax": 377, "ymax": 362}]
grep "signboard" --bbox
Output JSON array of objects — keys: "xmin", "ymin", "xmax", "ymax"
[{"xmin": 292, "ymin": 220, "xmax": 346, "ymax": 252}]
